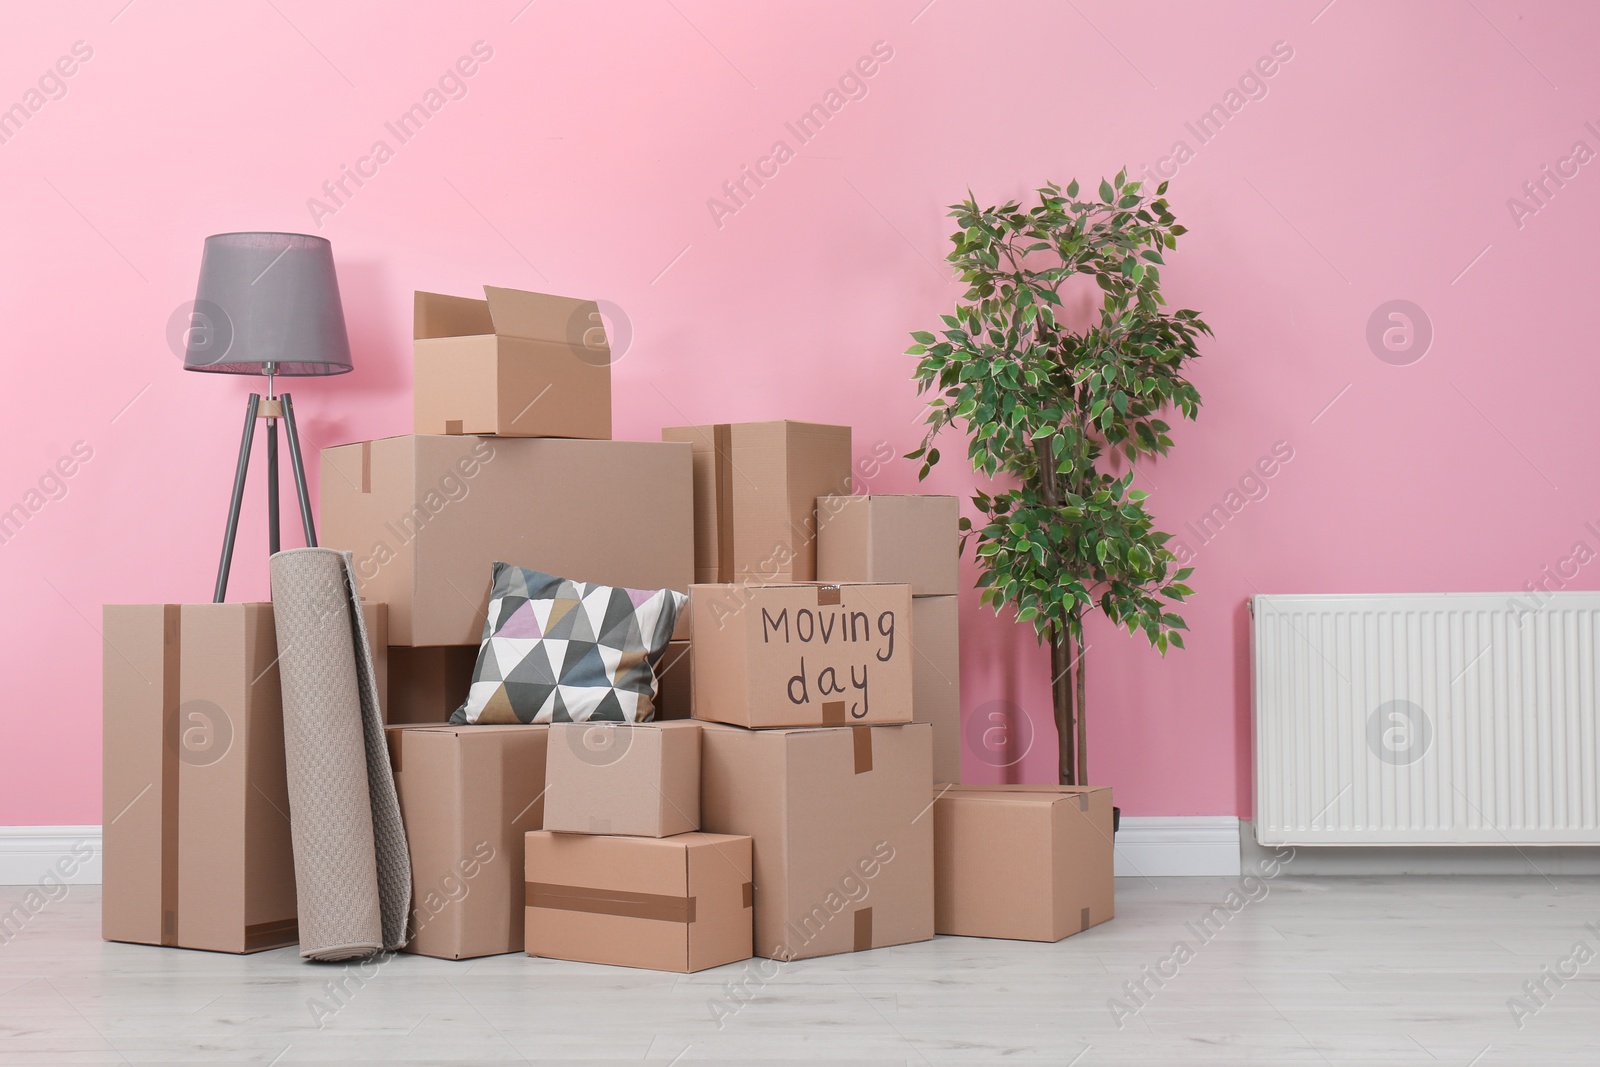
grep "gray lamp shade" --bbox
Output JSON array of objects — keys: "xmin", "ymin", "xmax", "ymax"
[{"xmin": 183, "ymin": 232, "xmax": 353, "ymax": 376}]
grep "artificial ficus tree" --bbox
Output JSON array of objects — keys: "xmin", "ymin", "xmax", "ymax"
[{"xmin": 906, "ymin": 175, "xmax": 1209, "ymax": 786}]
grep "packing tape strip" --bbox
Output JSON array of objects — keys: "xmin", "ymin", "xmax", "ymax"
[
  {"xmin": 816, "ymin": 585, "xmax": 841, "ymax": 606},
  {"xmin": 526, "ymin": 882, "xmax": 697, "ymax": 924},
  {"xmin": 160, "ymin": 605, "xmax": 181, "ymax": 947},
  {"xmin": 445, "ymin": 420, "xmax": 463, "ymax": 435},
  {"xmin": 852, "ymin": 726, "xmax": 873, "ymax": 774},
  {"xmin": 713, "ymin": 423, "xmax": 734, "ymax": 583},
  {"xmin": 360, "ymin": 441, "xmax": 371, "ymax": 494},
  {"xmin": 822, "ymin": 701, "xmax": 846, "ymax": 725},
  {"xmin": 853, "ymin": 907, "xmax": 872, "ymax": 952},
  {"xmin": 1080, "ymin": 906, "xmax": 1091, "ymax": 933},
  {"xmin": 742, "ymin": 881, "xmax": 754, "ymax": 909}
]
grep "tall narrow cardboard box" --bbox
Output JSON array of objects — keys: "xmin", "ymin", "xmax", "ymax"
[
  {"xmin": 101, "ymin": 603, "xmax": 297, "ymax": 953},
  {"xmin": 912, "ymin": 596, "xmax": 961, "ymax": 783}
]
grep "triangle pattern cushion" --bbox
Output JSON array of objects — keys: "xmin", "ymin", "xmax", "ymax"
[{"xmin": 453, "ymin": 561, "xmax": 687, "ymax": 725}]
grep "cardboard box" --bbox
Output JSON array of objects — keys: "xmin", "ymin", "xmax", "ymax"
[
  {"xmin": 662, "ymin": 421, "xmax": 852, "ymax": 585},
  {"xmin": 101, "ymin": 603, "xmax": 297, "ymax": 953},
  {"xmin": 387, "ymin": 644, "xmax": 477, "ymax": 724},
  {"xmin": 700, "ymin": 722, "xmax": 933, "ymax": 960},
  {"xmin": 912, "ymin": 596, "xmax": 960, "ymax": 783},
  {"xmin": 933, "ymin": 785, "xmax": 1114, "ymax": 942},
  {"xmin": 656, "ymin": 640, "xmax": 691, "ymax": 720},
  {"xmin": 817, "ymin": 495, "xmax": 960, "ymax": 597},
  {"xmin": 690, "ymin": 582, "xmax": 913, "ymax": 729},
  {"xmin": 544, "ymin": 721, "xmax": 700, "ymax": 837},
  {"xmin": 525, "ymin": 830, "xmax": 752, "ymax": 972},
  {"xmin": 385, "ymin": 723, "xmax": 549, "ymax": 959},
  {"xmin": 320, "ymin": 435, "xmax": 693, "ymax": 646},
  {"xmin": 413, "ymin": 287, "xmax": 611, "ymax": 440}
]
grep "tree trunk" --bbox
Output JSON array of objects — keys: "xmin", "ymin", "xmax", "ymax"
[
  {"xmin": 1050, "ymin": 625, "xmax": 1075, "ymax": 786},
  {"xmin": 1035, "ymin": 437, "xmax": 1075, "ymax": 785},
  {"xmin": 1074, "ymin": 610, "xmax": 1089, "ymax": 785}
]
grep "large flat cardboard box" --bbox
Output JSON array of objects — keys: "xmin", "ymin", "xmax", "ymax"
[
  {"xmin": 101, "ymin": 603, "xmax": 297, "ymax": 953},
  {"xmin": 690, "ymin": 582, "xmax": 912, "ymax": 728},
  {"xmin": 544, "ymin": 721, "xmax": 700, "ymax": 837},
  {"xmin": 933, "ymin": 785, "xmax": 1114, "ymax": 942},
  {"xmin": 700, "ymin": 721, "xmax": 933, "ymax": 960},
  {"xmin": 662, "ymin": 421, "xmax": 851, "ymax": 585},
  {"xmin": 385, "ymin": 723, "xmax": 549, "ymax": 959},
  {"xmin": 387, "ymin": 645, "xmax": 477, "ymax": 724},
  {"xmin": 320, "ymin": 435, "xmax": 693, "ymax": 646},
  {"xmin": 817, "ymin": 495, "xmax": 960, "ymax": 597},
  {"xmin": 912, "ymin": 596, "xmax": 960, "ymax": 783},
  {"xmin": 525, "ymin": 830, "xmax": 752, "ymax": 972},
  {"xmin": 413, "ymin": 287, "xmax": 611, "ymax": 440},
  {"xmin": 656, "ymin": 640, "xmax": 691, "ymax": 720}
]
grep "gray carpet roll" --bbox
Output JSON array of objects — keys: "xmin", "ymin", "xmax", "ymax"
[{"xmin": 270, "ymin": 548, "xmax": 410, "ymax": 961}]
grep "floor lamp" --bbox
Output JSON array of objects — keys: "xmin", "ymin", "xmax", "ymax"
[{"xmin": 182, "ymin": 232, "xmax": 353, "ymax": 602}]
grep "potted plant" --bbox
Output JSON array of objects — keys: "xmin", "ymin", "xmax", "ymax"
[{"xmin": 906, "ymin": 174, "xmax": 1208, "ymax": 785}]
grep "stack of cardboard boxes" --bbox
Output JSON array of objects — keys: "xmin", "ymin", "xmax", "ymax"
[{"xmin": 101, "ymin": 283, "xmax": 1115, "ymax": 966}]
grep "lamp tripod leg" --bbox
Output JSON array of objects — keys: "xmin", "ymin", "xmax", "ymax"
[
  {"xmin": 214, "ymin": 393, "xmax": 261, "ymax": 604},
  {"xmin": 267, "ymin": 417, "xmax": 280, "ymax": 555},
  {"xmin": 280, "ymin": 392, "xmax": 318, "ymax": 548}
]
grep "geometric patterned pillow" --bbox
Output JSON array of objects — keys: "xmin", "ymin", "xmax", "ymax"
[{"xmin": 451, "ymin": 562, "xmax": 686, "ymax": 725}]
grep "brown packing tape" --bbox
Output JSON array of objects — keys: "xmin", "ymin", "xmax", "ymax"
[
  {"xmin": 816, "ymin": 585, "xmax": 841, "ymax": 606},
  {"xmin": 713, "ymin": 423, "xmax": 734, "ymax": 583},
  {"xmin": 742, "ymin": 882, "xmax": 754, "ymax": 909},
  {"xmin": 822, "ymin": 701, "xmax": 846, "ymax": 725},
  {"xmin": 526, "ymin": 882, "xmax": 697, "ymax": 924},
  {"xmin": 1077, "ymin": 795, "xmax": 1089, "ymax": 812},
  {"xmin": 853, "ymin": 907, "xmax": 872, "ymax": 951},
  {"xmin": 445, "ymin": 420, "xmax": 463, "ymax": 435},
  {"xmin": 160, "ymin": 605, "xmax": 180, "ymax": 948},
  {"xmin": 360, "ymin": 441, "xmax": 372, "ymax": 494},
  {"xmin": 1080, "ymin": 906, "xmax": 1091, "ymax": 932},
  {"xmin": 852, "ymin": 726, "xmax": 873, "ymax": 774},
  {"xmin": 243, "ymin": 918, "xmax": 300, "ymax": 952}
]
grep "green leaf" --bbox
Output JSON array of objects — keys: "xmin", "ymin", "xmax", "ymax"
[{"xmin": 1099, "ymin": 179, "xmax": 1114, "ymax": 204}]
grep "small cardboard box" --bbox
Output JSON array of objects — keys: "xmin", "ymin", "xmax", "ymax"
[
  {"xmin": 933, "ymin": 785, "xmax": 1114, "ymax": 942},
  {"xmin": 817, "ymin": 494, "xmax": 960, "ymax": 597},
  {"xmin": 911, "ymin": 596, "xmax": 960, "ymax": 783},
  {"xmin": 413, "ymin": 287, "xmax": 611, "ymax": 440},
  {"xmin": 544, "ymin": 721, "xmax": 700, "ymax": 837},
  {"xmin": 689, "ymin": 582, "xmax": 913, "ymax": 729},
  {"xmin": 656, "ymin": 640, "xmax": 691, "ymax": 720},
  {"xmin": 524, "ymin": 830, "xmax": 753, "ymax": 972},
  {"xmin": 662, "ymin": 421, "xmax": 852, "ymax": 585},
  {"xmin": 320, "ymin": 435, "xmax": 693, "ymax": 646},
  {"xmin": 385, "ymin": 723, "xmax": 549, "ymax": 959},
  {"xmin": 101, "ymin": 603, "xmax": 297, "ymax": 953},
  {"xmin": 700, "ymin": 721, "xmax": 933, "ymax": 960},
  {"xmin": 387, "ymin": 644, "xmax": 477, "ymax": 724}
]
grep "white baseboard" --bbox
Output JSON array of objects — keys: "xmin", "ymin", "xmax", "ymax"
[
  {"xmin": 1115, "ymin": 816, "xmax": 1242, "ymax": 877},
  {"xmin": 0, "ymin": 827, "xmax": 102, "ymax": 886},
  {"xmin": 3, "ymin": 819, "xmax": 1242, "ymax": 886}
]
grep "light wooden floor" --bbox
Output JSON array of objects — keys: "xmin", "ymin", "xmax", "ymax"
[{"xmin": 2, "ymin": 875, "xmax": 1598, "ymax": 1064}]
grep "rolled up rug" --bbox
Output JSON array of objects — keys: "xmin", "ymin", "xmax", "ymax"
[{"xmin": 270, "ymin": 548, "xmax": 410, "ymax": 960}]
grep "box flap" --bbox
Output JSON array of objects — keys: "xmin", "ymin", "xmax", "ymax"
[
  {"xmin": 483, "ymin": 285, "xmax": 605, "ymax": 349},
  {"xmin": 415, "ymin": 291, "xmax": 494, "ymax": 340}
]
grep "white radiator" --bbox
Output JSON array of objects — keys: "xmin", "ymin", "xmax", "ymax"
[{"xmin": 1252, "ymin": 592, "xmax": 1600, "ymax": 846}]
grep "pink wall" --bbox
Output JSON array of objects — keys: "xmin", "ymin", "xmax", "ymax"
[{"xmin": 4, "ymin": 1, "xmax": 1596, "ymax": 825}]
